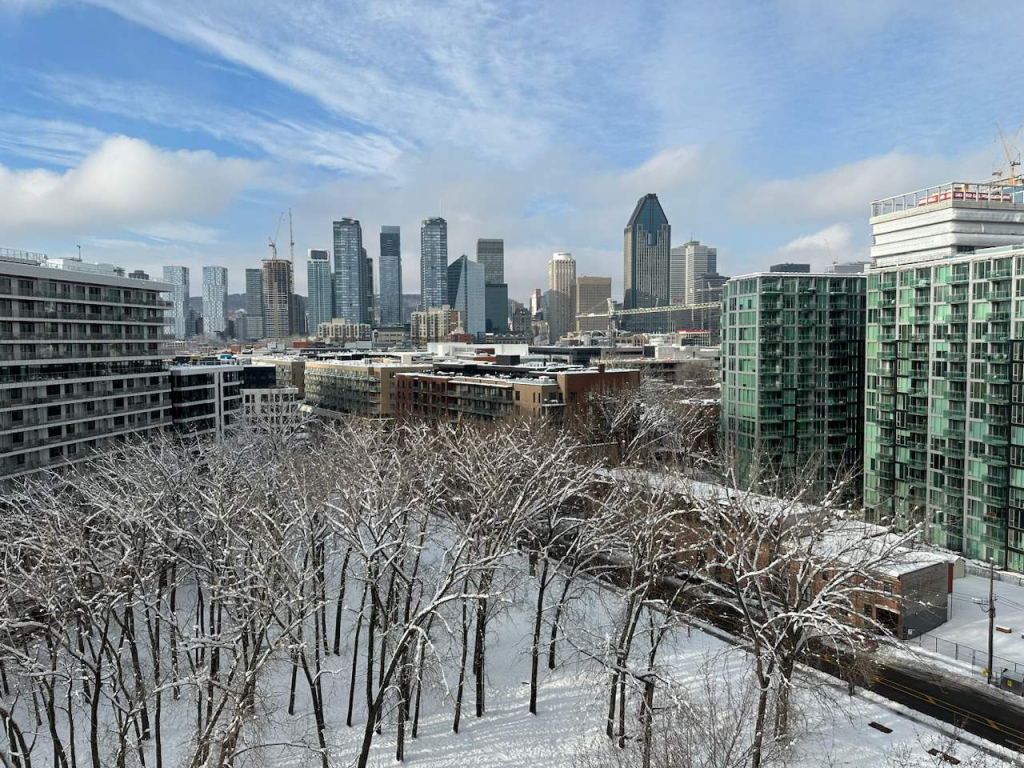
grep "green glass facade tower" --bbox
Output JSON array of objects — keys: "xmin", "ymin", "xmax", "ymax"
[
  {"xmin": 864, "ymin": 246, "xmax": 1024, "ymax": 570},
  {"xmin": 720, "ymin": 272, "xmax": 867, "ymax": 498}
]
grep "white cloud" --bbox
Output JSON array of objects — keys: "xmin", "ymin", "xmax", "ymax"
[
  {"xmin": 774, "ymin": 223, "xmax": 859, "ymax": 271},
  {"xmin": 0, "ymin": 136, "xmax": 258, "ymax": 232},
  {"xmin": 740, "ymin": 149, "xmax": 992, "ymax": 223}
]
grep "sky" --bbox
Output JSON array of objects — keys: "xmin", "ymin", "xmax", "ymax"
[{"xmin": 0, "ymin": 0, "xmax": 1021, "ymax": 302}]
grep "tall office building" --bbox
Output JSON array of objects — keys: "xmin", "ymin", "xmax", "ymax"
[
  {"xmin": 307, "ymin": 249, "xmax": 333, "ymax": 330},
  {"xmin": 529, "ymin": 288, "xmax": 544, "ymax": 318},
  {"xmin": 624, "ymin": 193, "xmax": 671, "ymax": 309},
  {"xmin": 485, "ymin": 283, "xmax": 509, "ymax": 333},
  {"xmin": 864, "ymin": 180, "xmax": 1024, "ymax": 571},
  {"xmin": 379, "ymin": 226, "xmax": 402, "ymax": 326},
  {"xmin": 576, "ymin": 276, "xmax": 612, "ymax": 318},
  {"xmin": 162, "ymin": 265, "xmax": 189, "ymax": 339},
  {"xmin": 363, "ymin": 248, "xmax": 374, "ymax": 326},
  {"xmin": 202, "ymin": 266, "xmax": 228, "ymax": 336},
  {"xmin": 332, "ymin": 218, "xmax": 365, "ymax": 325},
  {"xmin": 547, "ymin": 252, "xmax": 576, "ymax": 343},
  {"xmin": 420, "ymin": 217, "xmax": 448, "ymax": 311},
  {"xmin": 447, "ymin": 255, "xmax": 486, "ymax": 338},
  {"xmin": 720, "ymin": 271, "xmax": 867, "ymax": 499},
  {"xmin": 476, "ymin": 238, "xmax": 504, "ymax": 283},
  {"xmin": 670, "ymin": 240, "xmax": 717, "ymax": 305},
  {"xmin": 477, "ymin": 238, "xmax": 507, "ymax": 333},
  {"xmin": 291, "ymin": 293, "xmax": 307, "ymax": 336},
  {"xmin": 1, "ymin": 251, "xmax": 171, "ymax": 479},
  {"xmin": 261, "ymin": 258, "xmax": 293, "ymax": 338},
  {"xmin": 244, "ymin": 268, "xmax": 265, "ymax": 340}
]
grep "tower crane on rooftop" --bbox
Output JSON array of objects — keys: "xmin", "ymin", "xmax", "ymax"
[
  {"xmin": 993, "ymin": 122, "xmax": 1023, "ymax": 187},
  {"xmin": 268, "ymin": 212, "xmax": 284, "ymax": 260}
]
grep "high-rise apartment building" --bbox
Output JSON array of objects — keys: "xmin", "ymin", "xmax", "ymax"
[
  {"xmin": 333, "ymin": 218, "xmax": 366, "ymax": 325},
  {"xmin": 1, "ymin": 250, "xmax": 171, "ymax": 479},
  {"xmin": 379, "ymin": 226, "xmax": 402, "ymax": 326},
  {"xmin": 420, "ymin": 217, "xmax": 448, "ymax": 311},
  {"xmin": 261, "ymin": 258, "xmax": 293, "ymax": 338},
  {"xmin": 547, "ymin": 252, "xmax": 576, "ymax": 342},
  {"xmin": 244, "ymin": 268, "xmax": 265, "ymax": 340},
  {"xmin": 307, "ymin": 249, "xmax": 333, "ymax": 331},
  {"xmin": 476, "ymin": 238, "xmax": 504, "ymax": 284},
  {"xmin": 720, "ymin": 271, "xmax": 867, "ymax": 499},
  {"xmin": 447, "ymin": 255, "xmax": 486, "ymax": 338},
  {"xmin": 363, "ymin": 248, "xmax": 374, "ymax": 326},
  {"xmin": 202, "ymin": 266, "xmax": 228, "ymax": 335},
  {"xmin": 624, "ymin": 193, "xmax": 671, "ymax": 309},
  {"xmin": 292, "ymin": 293, "xmax": 307, "ymax": 336},
  {"xmin": 162, "ymin": 265, "xmax": 189, "ymax": 339},
  {"xmin": 864, "ymin": 180, "xmax": 1024, "ymax": 571},
  {"xmin": 670, "ymin": 240, "xmax": 717, "ymax": 305}
]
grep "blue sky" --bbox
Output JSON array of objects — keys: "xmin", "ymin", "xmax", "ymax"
[{"xmin": 0, "ymin": 0, "xmax": 1020, "ymax": 301}]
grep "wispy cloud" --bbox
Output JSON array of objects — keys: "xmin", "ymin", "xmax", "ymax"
[
  {"xmin": 131, "ymin": 221, "xmax": 220, "ymax": 245},
  {"xmin": 0, "ymin": 114, "xmax": 106, "ymax": 166},
  {"xmin": 35, "ymin": 73, "xmax": 402, "ymax": 176}
]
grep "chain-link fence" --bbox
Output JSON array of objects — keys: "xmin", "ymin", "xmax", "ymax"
[{"xmin": 907, "ymin": 633, "xmax": 1024, "ymax": 676}]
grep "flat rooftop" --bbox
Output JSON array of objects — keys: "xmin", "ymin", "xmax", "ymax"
[{"xmin": 870, "ymin": 180, "xmax": 1024, "ymax": 218}]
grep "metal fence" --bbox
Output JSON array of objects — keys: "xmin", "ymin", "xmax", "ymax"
[{"xmin": 907, "ymin": 633, "xmax": 1024, "ymax": 676}]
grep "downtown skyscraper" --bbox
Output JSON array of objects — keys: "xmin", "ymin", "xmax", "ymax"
[
  {"xmin": 447, "ymin": 255, "xmax": 486, "ymax": 338},
  {"xmin": 162, "ymin": 265, "xmax": 190, "ymax": 339},
  {"xmin": 244, "ymin": 268, "xmax": 264, "ymax": 340},
  {"xmin": 202, "ymin": 266, "xmax": 228, "ymax": 335},
  {"xmin": 306, "ymin": 249, "xmax": 333, "ymax": 331},
  {"xmin": 261, "ymin": 258, "xmax": 293, "ymax": 338},
  {"xmin": 623, "ymin": 193, "xmax": 671, "ymax": 309},
  {"xmin": 379, "ymin": 226, "xmax": 402, "ymax": 326},
  {"xmin": 547, "ymin": 252, "xmax": 576, "ymax": 342},
  {"xmin": 333, "ymin": 218, "xmax": 367, "ymax": 325},
  {"xmin": 420, "ymin": 217, "xmax": 448, "ymax": 311},
  {"xmin": 477, "ymin": 238, "xmax": 508, "ymax": 333}
]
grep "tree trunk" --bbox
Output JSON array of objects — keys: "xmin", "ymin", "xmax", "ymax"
[
  {"xmin": 453, "ymin": 589, "xmax": 471, "ymax": 733},
  {"xmin": 300, "ymin": 652, "xmax": 330, "ymax": 768},
  {"xmin": 347, "ymin": 583, "xmax": 368, "ymax": 727},
  {"xmin": 547, "ymin": 575, "xmax": 574, "ymax": 670},
  {"xmin": 122, "ymin": 606, "xmax": 151, "ymax": 740},
  {"xmin": 333, "ymin": 548, "xmax": 351, "ymax": 655},
  {"xmin": 529, "ymin": 559, "xmax": 549, "ymax": 715},
  {"xmin": 472, "ymin": 570, "xmax": 493, "ymax": 719},
  {"xmin": 411, "ymin": 614, "xmax": 435, "ymax": 740},
  {"xmin": 640, "ymin": 677, "xmax": 655, "ymax": 768}
]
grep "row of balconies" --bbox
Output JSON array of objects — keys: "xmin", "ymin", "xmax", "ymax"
[
  {"xmin": 0, "ymin": 382, "xmax": 168, "ymax": 411},
  {"xmin": 0, "ymin": 331, "xmax": 167, "ymax": 342},
  {"xmin": 0, "ymin": 306, "xmax": 165, "ymax": 324},
  {"xmin": 0, "ymin": 345, "xmax": 165, "ymax": 362},
  {"xmin": 0, "ymin": 405, "xmax": 169, "ymax": 456},
  {"xmin": 0, "ymin": 283, "xmax": 169, "ymax": 308}
]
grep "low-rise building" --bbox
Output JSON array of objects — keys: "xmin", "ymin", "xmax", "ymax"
[
  {"xmin": 303, "ymin": 359, "xmax": 431, "ymax": 418},
  {"xmin": 240, "ymin": 363, "xmax": 299, "ymax": 426},
  {"xmin": 410, "ymin": 305, "xmax": 462, "ymax": 346},
  {"xmin": 250, "ymin": 355, "xmax": 306, "ymax": 398},
  {"xmin": 394, "ymin": 363, "xmax": 639, "ymax": 423},
  {"xmin": 317, "ymin": 318, "xmax": 372, "ymax": 343},
  {"xmin": 168, "ymin": 363, "xmax": 242, "ymax": 439}
]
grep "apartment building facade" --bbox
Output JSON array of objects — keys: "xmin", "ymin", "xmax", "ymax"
[
  {"xmin": 720, "ymin": 271, "xmax": 867, "ymax": 498},
  {"xmin": 0, "ymin": 251, "xmax": 172, "ymax": 479}
]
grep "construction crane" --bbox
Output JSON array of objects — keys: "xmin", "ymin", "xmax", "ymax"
[
  {"xmin": 288, "ymin": 208, "xmax": 294, "ymax": 262},
  {"xmin": 268, "ymin": 212, "xmax": 284, "ymax": 260},
  {"xmin": 993, "ymin": 122, "xmax": 1023, "ymax": 187}
]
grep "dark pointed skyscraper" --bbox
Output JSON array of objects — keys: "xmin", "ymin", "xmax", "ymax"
[{"xmin": 623, "ymin": 193, "xmax": 671, "ymax": 309}]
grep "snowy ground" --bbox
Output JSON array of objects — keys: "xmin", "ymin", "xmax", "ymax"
[
  {"xmin": 287, "ymin": 585, "xmax": 1012, "ymax": 768},
  {"xmin": 918, "ymin": 576, "xmax": 1024, "ymax": 674}
]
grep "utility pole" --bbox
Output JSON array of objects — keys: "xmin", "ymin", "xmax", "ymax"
[{"xmin": 987, "ymin": 561, "xmax": 996, "ymax": 685}]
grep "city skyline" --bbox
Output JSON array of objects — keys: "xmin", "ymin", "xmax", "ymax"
[{"xmin": 3, "ymin": 3, "xmax": 1020, "ymax": 301}]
